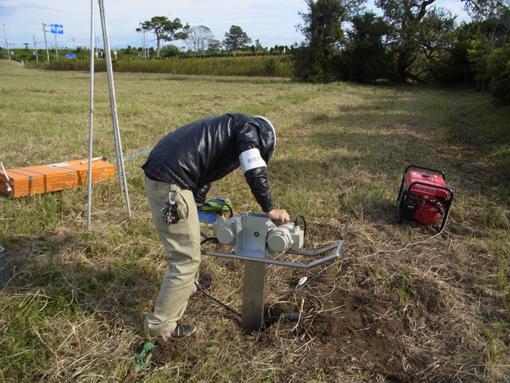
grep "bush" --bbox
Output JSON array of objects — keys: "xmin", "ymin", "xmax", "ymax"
[
  {"xmin": 265, "ymin": 57, "xmax": 278, "ymax": 74},
  {"xmin": 487, "ymin": 43, "xmax": 510, "ymax": 105},
  {"xmin": 36, "ymin": 56, "xmax": 294, "ymax": 77},
  {"xmin": 492, "ymin": 78, "xmax": 510, "ymax": 106},
  {"xmin": 431, "ymin": 44, "xmax": 475, "ymax": 85}
]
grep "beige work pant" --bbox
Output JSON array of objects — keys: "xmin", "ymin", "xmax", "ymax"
[{"xmin": 144, "ymin": 176, "xmax": 201, "ymax": 336}]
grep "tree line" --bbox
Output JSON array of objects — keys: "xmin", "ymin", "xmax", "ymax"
[
  {"xmin": 293, "ymin": 0, "xmax": 510, "ymax": 105},
  {"xmin": 136, "ymin": 17, "xmax": 257, "ymax": 58},
  {"xmin": 136, "ymin": 2, "xmax": 510, "ymax": 105}
]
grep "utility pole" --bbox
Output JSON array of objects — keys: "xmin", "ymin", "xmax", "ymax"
[
  {"xmin": 95, "ymin": 36, "xmax": 100, "ymax": 59},
  {"xmin": 141, "ymin": 32, "xmax": 145, "ymax": 58},
  {"xmin": 141, "ymin": 31, "xmax": 149, "ymax": 59},
  {"xmin": 3, "ymin": 24, "xmax": 10, "ymax": 61},
  {"xmin": 54, "ymin": 34, "xmax": 58, "ymax": 58},
  {"xmin": 42, "ymin": 23, "xmax": 50, "ymax": 62},
  {"xmin": 145, "ymin": 32, "xmax": 149, "ymax": 58},
  {"xmin": 33, "ymin": 35, "xmax": 38, "ymax": 62}
]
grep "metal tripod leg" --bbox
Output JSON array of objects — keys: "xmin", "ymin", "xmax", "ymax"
[{"xmin": 242, "ymin": 261, "xmax": 267, "ymax": 331}]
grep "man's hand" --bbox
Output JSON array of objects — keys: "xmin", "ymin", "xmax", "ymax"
[{"xmin": 266, "ymin": 209, "xmax": 291, "ymax": 224}]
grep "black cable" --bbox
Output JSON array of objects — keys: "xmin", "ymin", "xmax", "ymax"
[
  {"xmin": 195, "ymin": 282, "xmax": 242, "ymax": 318},
  {"xmin": 220, "ymin": 201, "xmax": 233, "ymax": 219},
  {"xmin": 201, "ymin": 237, "xmax": 219, "ymax": 245},
  {"xmin": 294, "ymin": 215, "xmax": 307, "ymax": 238},
  {"xmin": 195, "ymin": 282, "xmax": 310, "ymax": 323}
]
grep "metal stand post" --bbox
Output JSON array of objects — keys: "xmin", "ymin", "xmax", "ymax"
[
  {"xmin": 87, "ymin": 0, "xmax": 95, "ymax": 230},
  {"xmin": 235, "ymin": 212, "xmax": 271, "ymax": 331},
  {"xmin": 242, "ymin": 261, "xmax": 267, "ymax": 331}
]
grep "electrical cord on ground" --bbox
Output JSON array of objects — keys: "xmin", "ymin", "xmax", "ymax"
[
  {"xmin": 195, "ymin": 282, "xmax": 242, "ymax": 318},
  {"xmin": 292, "ymin": 274, "xmax": 336, "ymax": 317},
  {"xmin": 296, "ymin": 208, "xmax": 450, "ymax": 303},
  {"xmin": 349, "ymin": 207, "xmax": 451, "ymax": 263},
  {"xmin": 197, "ymin": 211, "xmax": 451, "ymax": 326},
  {"xmin": 195, "ymin": 282, "xmax": 310, "ymax": 323}
]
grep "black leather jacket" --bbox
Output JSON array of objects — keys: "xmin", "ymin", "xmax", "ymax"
[{"xmin": 142, "ymin": 113, "xmax": 275, "ymax": 212}]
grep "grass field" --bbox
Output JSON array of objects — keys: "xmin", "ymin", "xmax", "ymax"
[{"xmin": 1, "ymin": 59, "xmax": 510, "ymax": 382}]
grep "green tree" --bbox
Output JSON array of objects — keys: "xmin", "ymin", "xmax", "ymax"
[
  {"xmin": 136, "ymin": 16, "xmax": 189, "ymax": 58},
  {"xmin": 467, "ymin": 6, "xmax": 510, "ymax": 90},
  {"xmin": 161, "ymin": 44, "xmax": 180, "ymax": 57},
  {"xmin": 375, "ymin": 0, "xmax": 457, "ymax": 81},
  {"xmin": 465, "ymin": 6, "xmax": 510, "ymax": 104},
  {"xmin": 429, "ymin": 21, "xmax": 477, "ymax": 84},
  {"xmin": 487, "ymin": 43, "xmax": 510, "ymax": 105},
  {"xmin": 207, "ymin": 39, "xmax": 222, "ymax": 52},
  {"xmin": 222, "ymin": 25, "xmax": 252, "ymax": 51},
  {"xmin": 338, "ymin": 12, "xmax": 395, "ymax": 82},
  {"xmin": 294, "ymin": 0, "xmax": 363, "ymax": 83},
  {"xmin": 464, "ymin": 0, "xmax": 510, "ymax": 21}
]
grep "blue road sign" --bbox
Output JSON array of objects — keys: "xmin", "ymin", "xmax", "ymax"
[
  {"xmin": 50, "ymin": 24, "xmax": 64, "ymax": 34},
  {"xmin": 65, "ymin": 54, "xmax": 77, "ymax": 59}
]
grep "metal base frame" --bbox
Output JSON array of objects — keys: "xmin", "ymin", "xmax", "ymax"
[{"xmin": 202, "ymin": 212, "xmax": 344, "ymax": 331}]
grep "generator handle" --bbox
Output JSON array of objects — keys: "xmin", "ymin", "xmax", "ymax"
[{"xmin": 404, "ymin": 164, "xmax": 447, "ymax": 180}]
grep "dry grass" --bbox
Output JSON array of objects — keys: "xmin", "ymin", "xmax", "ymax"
[{"xmin": 0, "ymin": 60, "xmax": 509, "ymax": 382}]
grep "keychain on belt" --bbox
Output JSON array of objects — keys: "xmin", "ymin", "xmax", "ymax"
[{"xmin": 161, "ymin": 190, "xmax": 180, "ymax": 225}]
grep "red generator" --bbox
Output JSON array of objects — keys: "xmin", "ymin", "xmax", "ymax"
[{"xmin": 396, "ymin": 165, "xmax": 454, "ymax": 232}]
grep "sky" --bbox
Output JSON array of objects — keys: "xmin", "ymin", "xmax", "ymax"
[{"xmin": 1, "ymin": 0, "xmax": 471, "ymax": 51}]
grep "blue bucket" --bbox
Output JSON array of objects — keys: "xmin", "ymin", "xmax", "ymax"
[{"xmin": 0, "ymin": 246, "xmax": 5, "ymax": 286}]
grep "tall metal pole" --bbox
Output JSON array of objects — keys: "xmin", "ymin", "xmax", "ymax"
[
  {"xmin": 42, "ymin": 23, "xmax": 50, "ymax": 62},
  {"xmin": 142, "ymin": 32, "xmax": 145, "ymax": 58},
  {"xmin": 3, "ymin": 24, "xmax": 10, "ymax": 61},
  {"xmin": 55, "ymin": 34, "xmax": 58, "ymax": 59},
  {"xmin": 97, "ymin": 0, "xmax": 132, "ymax": 217},
  {"xmin": 146, "ymin": 33, "xmax": 149, "ymax": 58},
  {"xmin": 87, "ymin": 0, "xmax": 96, "ymax": 230},
  {"xmin": 33, "ymin": 35, "xmax": 38, "ymax": 63}
]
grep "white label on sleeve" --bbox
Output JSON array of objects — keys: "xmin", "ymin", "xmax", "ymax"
[{"xmin": 239, "ymin": 148, "xmax": 266, "ymax": 173}]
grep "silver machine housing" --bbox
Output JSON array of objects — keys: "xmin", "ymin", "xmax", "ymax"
[{"xmin": 213, "ymin": 213, "xmax": 304, "ymax": 253}]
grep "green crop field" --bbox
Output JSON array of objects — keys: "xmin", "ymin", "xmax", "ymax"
[
  {"xmin": 1, "ymin": 59, "xmax": 509, "ymax": 382},
  {"xmin": 23, "ymin": 54, "xmax": 293, "ymax": 78}
]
